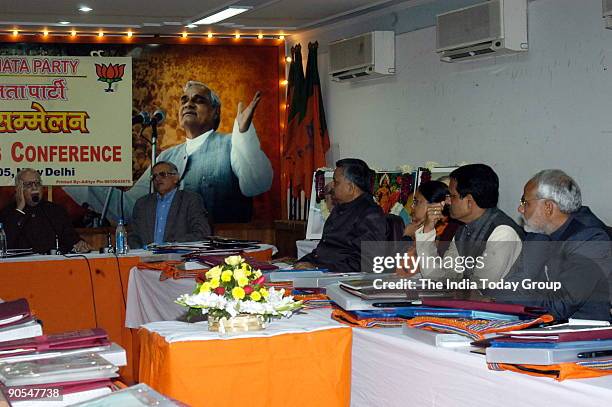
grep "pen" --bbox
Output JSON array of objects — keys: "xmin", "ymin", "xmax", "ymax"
[{"xmin": 577, "ymin": 350, "xmax": 612, "ymax": 359}]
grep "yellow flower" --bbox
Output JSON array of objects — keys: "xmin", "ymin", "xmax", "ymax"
[
  {"xmin": 221, "ymin": 270, "xmax": 233, "ymax": 282},
  {"xmin": 259, "ymin": 287, "xmax": 269, "ymax": 298},
  {"xmin": 210, "ymin": 278, "xmax": 220, "ymax": 289},
  {"xmin": 236, "ymin": 276, "xmax": 249, "ymax": 287},
  {"xmin": 231, "ymin": 287, "xmax": 245, "ymax": 300},
  {"xmin": 225, "ymin": 255, "xmax": 244, "ymax": 266},
  {"xmin": 241, "ymin": 263, "xmax": 252, "ymax": 274},
  {"xmin": 199, "ymin": 282, "xmax": 212, "ymax": 293},
  {"xmin": 250, "ymin": 291, "xmax": 262, "ymax": 301},
  {"xmin": 206, "ymin": 266, "xmax": 222, "ymax": 280},
  {"xmin": 253, "ymin": 270, "xmax": 262, "ymax": 279},
  {"xmin": 233, "ymin": 269, "xmax": 246, "ymax": 281}
]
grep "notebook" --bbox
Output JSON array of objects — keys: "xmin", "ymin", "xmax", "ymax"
[
  {"xmin": 0, "ymin": 353, "xmax": 118, "ymax": 386},
  {"xmin": 0, "ymin": 328, "xmax": 109, "ymax": 357}
]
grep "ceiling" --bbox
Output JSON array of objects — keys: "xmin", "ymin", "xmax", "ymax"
[{"xmin": 0, "ymin": 0, "xmax": 410, "ymax": 38}]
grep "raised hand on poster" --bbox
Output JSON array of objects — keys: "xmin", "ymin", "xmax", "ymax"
[{"xmin": 237, "ymin": 91, "xmax": 262, "ymax": 133}]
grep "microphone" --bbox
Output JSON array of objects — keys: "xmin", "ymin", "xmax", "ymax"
[
  {"xmin": 132, "ymin": 111, "xmax": 150, "ymax": 126},
  {"xmin": 150, "ymin": 110, "xmax": 165, "ymax": 126},
  {"xmin": 31, "ymin": 194, "xmax": 40, "ymax": 204}
]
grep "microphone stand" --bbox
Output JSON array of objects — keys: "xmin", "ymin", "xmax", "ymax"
[{"xmin": 149, "ymin": 121, "xmax": 159, "ymax": 194}]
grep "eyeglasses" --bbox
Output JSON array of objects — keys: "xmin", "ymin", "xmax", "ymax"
[
  {"xmin": 22, "ymin": 181, "xmax": 42, "ymax": 189},
  {"xmin": 150, "ymin": 171, "xmax": 177, "ymax": 180},
  {"xmin": 519, "ymin": 196, "xmax": 545, "ymax": 207}
]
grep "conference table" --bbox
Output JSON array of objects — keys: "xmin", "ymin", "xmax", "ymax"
[
  {"xmin": 127, "ymin": 267, "xmax": 612, "ymax": 407},
  {"xmin": 138, "ymin": 309, "xmax": 352, "ymax": 407},
  {"xmin": 0, "ymin": 251, "xmax": 142, "ymax": 382}
]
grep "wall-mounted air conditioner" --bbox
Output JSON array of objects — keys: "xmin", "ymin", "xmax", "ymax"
[
  {"xmin": 436, "ymin": 0, "xmax": 528, "ymax": 63},
  {"xmin": 603, "ymin": 0, "xmax": 612, "ymax": 29},
  {"xmin": 328, "ymin": 31, "xmax": 395, "ymax": 82}
]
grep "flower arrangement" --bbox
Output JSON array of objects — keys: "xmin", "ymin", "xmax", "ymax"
[{"xmin": 176, "ymin": 255, "xmax": 302, "ymax": 325}]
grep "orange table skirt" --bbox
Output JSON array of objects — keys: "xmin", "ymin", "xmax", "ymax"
[
  {"xmin": 138, "ymin": 327, "xmax": 352, "ymax": 407},
  {"xmin": 0, "ymin": 255, "xmax": 140, "ymax": 382}
]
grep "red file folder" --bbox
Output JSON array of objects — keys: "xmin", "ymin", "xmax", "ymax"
[
  {"xmin": 0, "ymin": 328, "xmax": 109, "ymax": 357},
  {"xmin": 0, "ymin": 298, "xmax": 31, "ymax": 328},
  {"xmin": 421, "ymin": 299, "xmax": 547, "ymax": 317}
]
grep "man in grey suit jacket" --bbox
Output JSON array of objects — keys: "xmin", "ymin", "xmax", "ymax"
[{"xmin": 128, "ymin": 161, "xmax": 211, "ymax": 248}]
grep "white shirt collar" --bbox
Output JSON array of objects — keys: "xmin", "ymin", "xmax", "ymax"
[{"xmin": 185, "ymin": 129, "xmax": 213, "ymax": 156}]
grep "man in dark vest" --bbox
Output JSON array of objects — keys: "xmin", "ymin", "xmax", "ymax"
[{"xmin": 415, "ymin": 164, "xmax": 523, "ymax": 281}]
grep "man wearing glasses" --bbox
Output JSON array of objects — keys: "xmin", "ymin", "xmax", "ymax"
[
  {"xmin": 415, "ymin": 164, "xmax": 524, "ymax": 282},
  {"xmin": 494, "ymin": 169, "xmax": 611, "ymax": 320},
  {"xmin": 0, "ymin": 168, "xmax": 90, "ymax": 254},
  {"xmin": 128, "ymin": 161, "xmax": 210, "ymax": 249},
  {"xmin": 65, "ymin": 81, "xmax": 272, "ymax": 224}
]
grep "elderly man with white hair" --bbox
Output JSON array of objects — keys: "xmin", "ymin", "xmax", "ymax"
[
  {"xmin": 494, "ymin": 169, "xmax": 611, "ymax": 321},
  {"xmin": 65, "ymin": 81, "xmax": 273, "ymax": 224}
]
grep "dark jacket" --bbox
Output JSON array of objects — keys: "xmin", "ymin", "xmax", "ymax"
[
  {"xmin": 128, "ymin": 189, "xmax": 211, "ymax": 248},
  {"xmin": 0, "ymin": 200, "xmax": 80, "ymax": 253},
  {"xmin": 499, "ymin": 215, "xmax": 611, "ymax": 321},
  {"xmin": 299, "ymin": 193, "xmax": 387, "ymax": 273}
]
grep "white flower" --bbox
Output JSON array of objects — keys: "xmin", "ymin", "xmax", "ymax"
[
  {"xmin": 425, "ymin": 161, "xmax": 440, "ymax": 171},
  {"xmin": 225, "ymin": 255, "xmax": 244, "ymax": 266},
  {"xmin": 398, "ymin": 164, "xmax": 413, "ymax": 174},
  {"xmin": 238, "ymin": 300, "xmax": 267, "ymax": 315}
]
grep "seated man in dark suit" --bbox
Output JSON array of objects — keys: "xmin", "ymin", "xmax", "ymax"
[
  {"xmin": 0, "ymin": 168, "xmax": 91, "ymax": 254},
  {"xmin": 128, "ymin": 161, "xmax": 211, "ymax": 248},
  {"xmin": 496, "ymin": 169, "xmax": 611, "ymax": 321},
  {"xmin": 295, "ymin": 158, "xmax": 387, "ymax": 273}
]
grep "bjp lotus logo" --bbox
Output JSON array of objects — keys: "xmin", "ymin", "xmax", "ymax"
[{"xmin": 95, "ymin": 63, "xmax": 126, "ymax": 92}]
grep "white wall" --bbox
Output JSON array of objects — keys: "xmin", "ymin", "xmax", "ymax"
[{"xmin": 291, "ymin": 0, "xmax": 612, "ymax": 224}]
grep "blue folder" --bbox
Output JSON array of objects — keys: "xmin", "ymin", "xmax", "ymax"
[{"xmin": 396, "ymin": 307, "xmax": 519, "ymax": 321}]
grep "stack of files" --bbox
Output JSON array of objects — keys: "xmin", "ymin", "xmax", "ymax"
[
  {"xmin": 421, "ymin": 299, "xmax": 548, "ymax": 318},
  {"xmin": 326, "ymin": 283, "xmax": 421, "ymax": 311},
  {"xmin": 339, "ymin": 278, "xmax": 456, "ymax": 301},
  {"xmin": 485, "ymin": 323, "xmax": 612, "ymax": 365},
  {"xmin": 72, "ymin": 383, "xmax": 185, "ymax": 406},
  {"xmin": 0, "ymin": 328, "xmax": 110, "ymax": 359},
  {"xmin": 189, "ymin": 254, "xmax": 279, "ymax": 271},
  {"xmin": 331, "ymin": 308, "xmax": 412, "ymax": 328},
  {"xmin": 403, "ymin": 325, "xmax": 473, "ymax": 347},
  {"xmin": 0, "ymin": 298, "xmax": 42, "ymax": 342},
  {"xmin": 0, "ymin": 329, "xmax": 127, "ymax": 406},
  {"xmin": 0, "ymin": 353, "xmax": 119, "ymax": 386},
  {"xmin": 266, "ymin": 269, "xmax": 381, "ymax": 288},
  {"xmin": 396, "ymin": 306, "xmax": 520, "ymax": 321}
]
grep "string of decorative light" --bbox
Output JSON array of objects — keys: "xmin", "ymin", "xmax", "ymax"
[{"xmin": 6, "ymin": 29, "xmax": 287, "ymax": 40}]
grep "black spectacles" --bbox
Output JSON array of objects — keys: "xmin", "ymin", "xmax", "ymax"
[
  {"xmin": 22, "ymin": 181, "xmax": 42, "ymax": 189},
  {"xmin": 150, "ymin": 171, "xmax": 177, "ymax": 180},
  {"xmin": 519, "ymin": 196, "xmax": 545, "ymax": 207}
]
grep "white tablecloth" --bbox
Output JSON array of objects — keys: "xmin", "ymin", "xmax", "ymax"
[
  {"xmin": 351, "ymin": 327, "xmax": 612, "ymax": 407},
  {"xmin": 296, "ymin": 239, "xmax": 319, "ymax": 258},
  {"xmin": 126, "ymin": 267, "xmax": 612, "ymax": 405},
  {"xmin": 142, "ymin": 308, "xmax": 346, "ymax": 343},
  {"xmin": 125, "ymin": 267, "xmax": 192, "ymax": 328}
]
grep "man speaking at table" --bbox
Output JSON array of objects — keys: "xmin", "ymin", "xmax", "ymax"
[
  {"xmin": 0, "ymin": 168, "xmax": 90, "ymax": 254},
  {"xmin": 128, "ymin": 161, "xmax": 210, "ymax": 248}
]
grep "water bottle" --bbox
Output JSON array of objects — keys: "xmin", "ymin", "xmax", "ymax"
[
  {"xmin": 115, "ymin": 219, "xmax": 128, "ymax": 255},
  {"xmin": 0, "ymin": 222, "xmax": 7, "ymax": 258}
]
